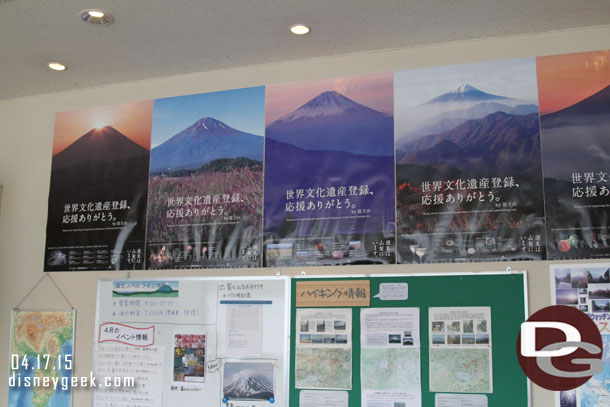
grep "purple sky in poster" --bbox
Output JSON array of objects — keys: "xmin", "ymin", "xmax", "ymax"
[{"xmin": 265, "ymin": 72, "xmax": 393, "ymax": 123}]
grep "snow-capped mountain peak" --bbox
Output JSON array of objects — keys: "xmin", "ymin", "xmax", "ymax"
[
  {"xmin": 451, "ymin": 84, "xmax": 477, "ymax": 94},
  {"xmin": 423, "ymin": 84, "xmax": 509, "ymax": 105},
  {"xmin": 223, "ymin": 377, "xmax": 273, "ymax": 398},
  {"xmin": 193, "ymin": 117, "xmax": 226, "ymax": 130},
  {"xmin": 272, "ymin": 90, "xmax": 380, "ymax": 123},
  {"xmin": 149, "ymin": 116, "xmax": 263, "ymax": 173}
]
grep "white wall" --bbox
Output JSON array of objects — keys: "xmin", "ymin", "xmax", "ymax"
[{"xmin": 2, "ymin": 26, "xmax": 610, "ymax": 407}]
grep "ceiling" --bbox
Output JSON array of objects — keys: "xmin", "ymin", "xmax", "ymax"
[{"xmin": 1, "ymin": 0, "xmax": 609, "ymax": 100}]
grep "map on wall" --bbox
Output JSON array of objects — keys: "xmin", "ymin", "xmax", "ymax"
[
  {"xmin": 361, "ymin": 348, "xmax": 420, "ymax": 391},
  {"xmin": 8, "ymin": 310, "xmax": 75, "ymax": 407}
]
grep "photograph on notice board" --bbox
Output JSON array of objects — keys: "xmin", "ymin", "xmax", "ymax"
[
  {"xmin": 173, "ymin": 333, "xmax": 206, "ymax": 384},
  {"xmin": 395, "ymin": 58, "xmax": 545, "ymax": 263},
  {"xmin": 558, "ymin": 390, "xmax": 577, "ymax": 407},
  {"xmin": 222, "ymin": 361, "xmax": 275, "ymax": 403},
  {"xmin": 45, "ymin": 101, "xmax": 153, "ymax": 271},
  {"xmin": 146, "ymin": 87, "xmax": 265, "ymax": 269},
  {"xmin": 9, "ymin": 310, "xmax": 75, "ymax": 407},
  {"xmin": 537, "ymin": 50, "xmax": 610, "ymax": 260},
  {"xmin": 263, "ymin": 73, "xmax": 396, "ymax": 267},
  {"xmin": 550, "ymin": 263, "xmax": 610, "ymax": 332}
]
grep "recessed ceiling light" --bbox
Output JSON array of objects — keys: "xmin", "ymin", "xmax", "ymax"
[
  {"xmin": 80, "ymin": 9, "xmax": 114, "ymax": 25},
  {"xmin": 88, "ymin": 10, "xmax": 105, "ymax": 18},
  {"xmin": 48, "ymin": 62, "xmax": 66, "ymax": 71},
  {"xmin": 290, "ymin": 24, "xmax": 310, "ymax": 35}
]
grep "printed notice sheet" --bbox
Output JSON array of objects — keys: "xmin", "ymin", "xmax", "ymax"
[
  {"xmin": 435, "ymin": 394, "xmax": 487, "ymax": 407},
  {"xmin": 295, "ymin": 308, "xmax": 352, "ymax": 390},
  {"xmin": 360, "ymin": 308, "xmax": 422, "ymax": 407},
  {"xmin": 300, "ymin": 390, "xmax": 349, "ymax": 407},
  {"xmin": 225, "ymin": 304, "xmax": 263, "ymax": 357},
  {"xmin": 428, "ymin": 307, "xmax": 492, "ymax": 393}
]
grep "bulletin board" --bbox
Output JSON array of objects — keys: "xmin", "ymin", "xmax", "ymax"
[
  {"xmin": 92, "ymin": 276, "xmax": 290, "ymax": 407},
  {"xmin": 289, "ymin": 272, "xmax": 528, "ymax": 407}
]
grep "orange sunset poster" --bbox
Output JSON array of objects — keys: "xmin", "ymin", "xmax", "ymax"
[
  {"xmin": 537, "ymin": 50, "xmax": 610, "ymax": 259},
  {"xmin": 45, "ymin": 101, "xmax": 153, "ymax": 271}
]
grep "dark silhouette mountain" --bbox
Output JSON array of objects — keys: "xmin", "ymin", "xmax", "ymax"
[
  {"xmin": 266, "ymin": 91, "xmax": 393, "ymax": 156},
  {"xmin": 400, "ymin": 102, "xmax": 539, "ymax": 147},
  {"xmin": 424, "ymin": 84, "xmax": 509, "ymax": 104},
  {"xmin": 223, "ymin": 377, "xmax": 274, "ymax": 400},
  {"xmin": 53, "ymin": 126, "xmax": 149, "ymax": 169},
  {"xmin": 150, "ymin": 117, "xmax": 263, "ymax": 173},
  {"xmin": 46, "ymin": 125, "xmax": 150, "ymax": 271},
  {"xmin": 539, "ymin": 83, "xmax": 610, "ymax": 182},
  {"xmin": 155, "ymin": 283, "xmax": 177, "ymax": 293},
  {"xmin": 399, "ymin": 112, "xmax": 541, "ymax": 175},
  {"xmin": 544, "ymin": 84, "xmax": 610, "ymax": 119},
  {"xmin": 264, "ymin": 139, "xmax": 395, "ymax": 235}
]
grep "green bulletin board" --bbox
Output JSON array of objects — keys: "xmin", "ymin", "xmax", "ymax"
[{"xmin": 289, "ymin": 272, "xmax": 529, "ymax": 406}]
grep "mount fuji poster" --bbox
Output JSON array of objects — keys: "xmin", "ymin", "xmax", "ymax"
[
  {"xmin": 263, "ymin": 73, "xmax": 396, "ymax": 266},
  {"xmin": 146, "ymin": 87, "xmax": 264, "ymax": 269},
  {"xmin": 44, "ymin": 101, "xmax": 153, "ymax": 271},
  {"xmin": 395, "ymin": 58, "xmax": 546, "ymax": 263},
  {"xmin": 537, "ymin": 50, "xmax": 610, "ymax": 260}
]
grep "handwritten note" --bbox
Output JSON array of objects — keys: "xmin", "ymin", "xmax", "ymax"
[
  {"xmin": 373, "ymin": 283, "xmax": 408, "ymax": 301},
  {"xmin": 98, "ymin": 323, "xmax": 155, "ymax": 347}
]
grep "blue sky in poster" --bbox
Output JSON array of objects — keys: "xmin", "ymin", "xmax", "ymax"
[
  {"xmin": 395, "ymin": 57, "xmax": 538, "ymax": 108},
  {"xmin": 150, "ymin": 86, "xmax": 265, "ymax": 147},
  {"xmin": 394, "ymin": 57, "xmax": 539, "ymax": 141}
]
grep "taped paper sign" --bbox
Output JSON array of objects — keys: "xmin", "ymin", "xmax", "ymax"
[
  {"xmin": 374, "ymin": 283, "xmax": 408, "ymax": 301},
  {"xmin": 296, "ymin": 280, "xmax": 370, "ymax": 307},
  {"xmin": 206, "ymin": 358, "xmax": 222, "ymax": 373}
]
